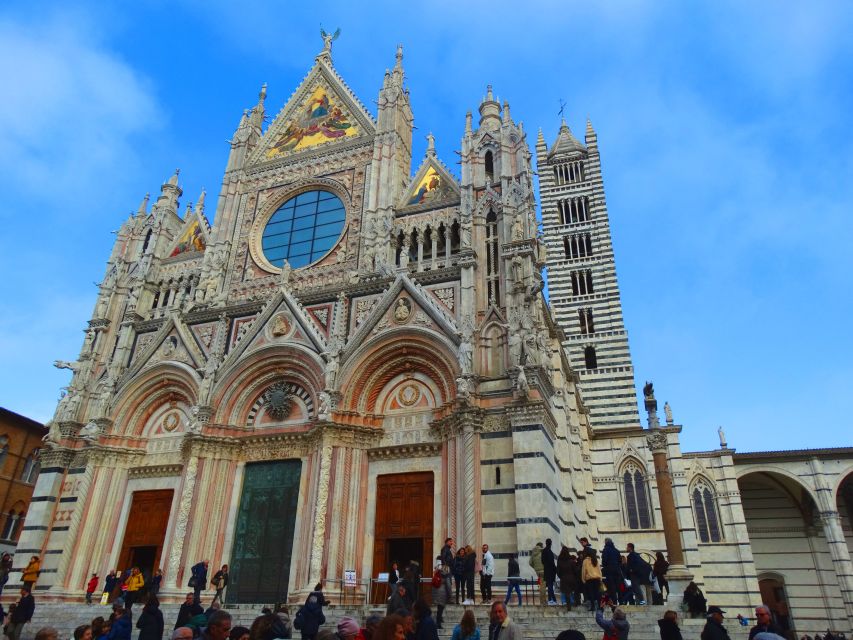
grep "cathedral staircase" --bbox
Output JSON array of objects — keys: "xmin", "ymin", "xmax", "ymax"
[{"xmin": 20, "ymin": 602, "xmax": 751, "ymax": 640}]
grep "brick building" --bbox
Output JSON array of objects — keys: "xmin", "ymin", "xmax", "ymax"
[{"xmin": 0, "ymin": 408, "xmax": 47, "ymax": 554}]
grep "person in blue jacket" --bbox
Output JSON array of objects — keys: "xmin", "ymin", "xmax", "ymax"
[{"xmin": 295, "ymin": 588, "xmax": 325, "ymax": 640}]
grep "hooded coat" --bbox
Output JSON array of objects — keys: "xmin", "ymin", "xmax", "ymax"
[
  {"xmin": 556, "ymin": 550, "xmax": 578, "ymax": 594},
  {"xmin": 298, "ymin": 593, "xmax": 326, "ymax": 638},
  {"xmin": 528, "ymin": 544, "xmax": 544, "ymax": 573},
  {"xmin": 658, "ymin": 618, "xmax": 683, "ymax": 640}
]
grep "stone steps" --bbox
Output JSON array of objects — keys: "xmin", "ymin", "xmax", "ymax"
[{"xmin": 16, "ymin": 602, "xmax": 751, "ymax": 640}]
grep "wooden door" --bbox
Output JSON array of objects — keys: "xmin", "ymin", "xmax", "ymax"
[
  {"xmin": 228, "ymin": 460, "xmax": 302, "ymax": 604},
  {"xmin": 117, "ymin": 490, "xmax": 174, "ymax": 582},
  {"xmin": 759, "ymin": 577, "xmax": 795, "ymax": 640},
  {"xmin": 372, "ymin": 472, "xmax": 434, "ymax": 600}
]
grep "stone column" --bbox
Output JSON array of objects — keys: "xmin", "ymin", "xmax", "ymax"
[
  {"xmin": 166, "ymin": 455, "xmax": 199, "ymax": 589},
  {"xmin": 646, "ymin": 431, "xmax": 693, "ymax": 600},
  {"xmin": 309, "ymin": 443, "xmax": 333, "ymax": 587},
  {"xmin": 810, "ymin": 457, "xmax": 853, "ymax": 628}
]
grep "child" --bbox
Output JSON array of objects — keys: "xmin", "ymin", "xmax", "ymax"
[{"xmin": 86, "ymin": 573, "xmax": 99, "ymax": 605}]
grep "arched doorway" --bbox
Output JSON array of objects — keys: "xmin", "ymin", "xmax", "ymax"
[{"xmin": 758, "ymin": 573, "xmax": 795, "ymax": 640}]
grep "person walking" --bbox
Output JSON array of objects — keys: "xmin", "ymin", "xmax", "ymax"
[
  {"xmin": 701, "ymin": 606, "xmax": 731, "ymax": 640},
  {"xmin": 503, "ymin": 555, "xmax": 522, "ymax": 607},
  {"xmin": 150, "ymin": 569, "xmax": 163, "ymax": 598},
  {"xmin": 137, "ymin": 596, "xmax": 165, "ymax": 640},
  {"xmin": 189, "ymin": 561, "xmax": 209, "ymax": 605},
  {"xmin": 487, "ymin": 602, "xmax": 522, "ymax": 640},
  {"xmin": 658, "ymin": 610, "xmax": 682, "ymax": 640},
  {"xmin": 556, "ymin": 547, "xmax": 577, "ymax": 610},
  {"xmin": 103, "ymin": 571, "xmax": 119, "ymax": 604},
  {"xmin": 481, "ymin": 544, "xmax": 495, "ymax": 604},
  {"xmin": 86, "ymin": 574, "xmax": 99, "ymax": 605},
  {"xmin": 453, "ymin": 548, "xmax": 466, "ymax": 605},
  {"xmin": 581, "ymin": 552, "xmax": 603, "ymax": 611},
  {"xmin": 541, "ymin": 539, "xmax": 557, "ymax": 605},
  {"xmin": 451, "ymin": 610, "xmax": 480, "ymax": 640},
  {"xmin": 21, "ymin": 556, "xmax": 40, "ymax": 591},
  {"xmin": 212, "ymin": 565, "xmax": 229, "ymax": 605},
  {"xmin": 625, "ymin": 544, "xmax": 651, "ymax": 605},
  {"xmin": 528, "ymin": 542, "xmax": 545, "ymax": 606},
  {"xmin": 6, "ymin": 587, "xmax": 35, "ymax": 640},
  {"xmin": 596, "ymin": 606, "xmax": 629, "ymax": 640},
  {"xmin": 463, "ymin": 545, "xmax": 476, "ymax": 605}
]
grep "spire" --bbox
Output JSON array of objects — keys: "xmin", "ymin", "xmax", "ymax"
[
  {"xmin": 391, "ymin": 43, "xmax": 405, "ymax": 87},
  {"xmin": 184, "ymin": 201, "xmax": 193, "ymax": 218},
  {"xmin": 548, "ymin": 120, "xmax": 585, "ymax": 158},
  {"xmin": 167, "ymin": 168, "xmax": 180, "ymax": 186},
  {"xmin": 153, "ymin": 168, "xmax": 182, "ymax": 216},
  {"xmin": 502, "ymin": 100, "xmax": 511, "ymax": 125},
  {"xmin": 485, "ymin": 85, "xmax": 494, "ymax": 102},
  {"xmin": 478, "ymin": 84, "xmax": 501, "ymax": 131},
  {"xmin": 137, "ymin": 193, "xmax": 150, "ymax": 217},
  {"xmin": 250, "ymin": 83, "xmax": 267, "ymax": 129},
  {"xmin": 585, "ymin": 117, "xmax": 598, "ymax": 146},
  {"xmin": 194, "ymin": 189, "xmax": 206, "ymax": 214}
]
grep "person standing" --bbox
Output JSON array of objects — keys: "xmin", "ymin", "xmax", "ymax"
[
  {"xmin": 480, "ymin": 544, "xmax": 494, "ymax": 604},
  {"xmin": 85, "ymin": 574, "xmax": 99, "ymax": 605},
  {"xmin": 541, "ymin": 539, "xmax": 557, "ymax": 605},
  {"xmin": 174, "ymin": 593, "xmax": 203, "ymax": 629},
  {"xmin": 503, "ymin": 555, "xmax": 522, "ymax": 607},
  {"xmin": 596, "ymin": 606, "xmax": 630, "ymax": 640},
  {"xmin": 653, "ymin": 553, "xmax": 669, "ymax": 603},
  {"xmin": 601, "ymin": 539, "xmax": 622, "ymax": 605},
  {"xmin": 103, "ymin": 571, "xmax": 119, "ymax": 603},
  {"xmin": 453, "ymin": 548, "xmax": 466, "ymax": 605},
  {"xmin": 748, "ymin": 606, "xmax": 784, "ymax": 640},
  {"xmin": 150, "ymin": 569, "xmax": 163, "ymax": 597},
  {"xmin": 701, "ymin": 606, "xmax": 731, "ymax": 640},
  {"xmin": 528, "ymin": 542, "xmax": 545, "ymax": 607},
  {"xmin": 658, "ymin": 610, "xmax": 683, "ymax": 640},
  {"xmin": 108, "ymin": 602, "xmax": 132, "ymax": 640},
  {"xmin": 556, "ymin": 547, "xmax": 577, "ymax": 610},
  {"xmin": 581, "ymin": 552, "xmax": 602, "ymax": 611},
  {"xmin": 123, "ymin": 567, "xmax": 144, "ymax": 611},
  {"xmin": 296, "ymin": 589, "xmax": 325, "ymax": 640},
  {"xmin": 6, "ymin": 588, "xmax": 35, "ymax": 640},
  {"xmin": 450, "ymin": 610, "xmax": 480, "ymax": 640},
  {"xmin": 0, "ymin": 552, "xmax": 13, "ymax": 597},
  {"xmin": 440, "ymin": 540, "xmax": 454, "ymax": 612},
  {"xmin": 136, "ymin": 596, "xmax": 164, "ymax": 640},
  {"xmin": 463, "ymin": 545, "xmax": 476, "ymax": 605},
  {"xmin": 487, "ymin": 602, "xmax": 522, "ymax": 640},
  {"xmin": 413, "ymin": 600, "xmax": 439, "ymax": 640},
  {"xmin": 431, "ymin": 558, "xmax": 450, "ymax": 629},
  {"xmin": 441, "ymin": 539, "xmax": 455, "ymax": 569},
  {"xmin": 21, "ymin": 556, "xmax": 40, "ymax": 591},
  {"xmin": 212, "ymin": 565, "xmax": 229, "ymax": 605},
  {"xmin": 625, "ymin": 544, "xmax": 651, "ymax": 605}
]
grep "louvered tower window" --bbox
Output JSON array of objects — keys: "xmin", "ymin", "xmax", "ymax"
[{"xmin": 486, "ymin": 209, "xmax": 500, "ymax": 303}]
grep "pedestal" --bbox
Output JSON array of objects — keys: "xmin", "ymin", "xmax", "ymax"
[{"xmin": 664, "ymin": 564, "xmax": 694, "ymax": 607}]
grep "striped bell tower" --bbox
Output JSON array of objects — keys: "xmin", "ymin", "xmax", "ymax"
[{"xmin": 536, "ymin": 119, "xmax": 641, "ymax": 429}]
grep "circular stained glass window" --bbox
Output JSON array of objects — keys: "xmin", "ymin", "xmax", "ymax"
[{"xmin": 261, "ymin": 189, "xmax": 346, "ymax": 269}]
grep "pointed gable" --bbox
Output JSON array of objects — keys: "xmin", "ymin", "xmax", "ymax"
[
  {"xmin": 399, "ymin": 146, "xmax": 460, "ymax": 213},
  {"xmin": 250, "ymin": 59, "xmax": 376, "ymax": 166},
  {"xmin": 166, "ymin": 209, "xmax": 210, "ymax": 259}
]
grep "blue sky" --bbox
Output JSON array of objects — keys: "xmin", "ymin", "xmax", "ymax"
[{"xmin": 1, "ymin": 1, "xmax": 851, "ymax": 453}]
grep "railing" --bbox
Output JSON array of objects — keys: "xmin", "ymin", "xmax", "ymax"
[{"xmin": 320, "ymin": 575, "xmax": 544, "ymax": 607}]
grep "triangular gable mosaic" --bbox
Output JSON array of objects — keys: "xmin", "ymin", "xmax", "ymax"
[
  {"xmin": 251, "ymin": 61, "xmax": 375, "ymax": 166},
  {"xmin": 399, "ymin": 156, "xmax": 460, "ymax": 212},
  {"xmin": 167, "ymin": 206, "xmax": 210, "ymax": 258}
]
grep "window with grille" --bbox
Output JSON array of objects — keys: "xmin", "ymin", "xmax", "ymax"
[
  {"xmin": 486, "ymin": 209, "xmax": 500, "ymax": 303},
  {"xmin": 623, "ymin": 462, "xmax": 652, "ymax": 529},
  {"xmin": 692, "ymin": 481, "xmax": 723, "ymax": 542}
]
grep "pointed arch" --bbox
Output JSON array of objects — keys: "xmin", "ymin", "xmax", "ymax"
[
  {"xmin": 339, "ymin": 329, "xmax": 459, "ymax": 420},
  {"xmin": 212, "ymin": 342, "xmax": 325, "ymax": 427},
  {"xmin": 619, "ymin": 456, "xmax": 653, "ymax": 530},
  {"xmin": 689, "ymin": 474, "xmax": 723, "ymax": 543},
  {"xmin": 111, "ymin": 362, "xmax": 200, "ymax": 437}
]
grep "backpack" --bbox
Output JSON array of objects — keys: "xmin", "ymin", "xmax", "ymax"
[
  {"xmin": 431, "ymin": 570, "xmax": 442, "ymax": 588},
  {"xmin": 293, "ymin": 607, "xmax": 305, "ymax": 631}
]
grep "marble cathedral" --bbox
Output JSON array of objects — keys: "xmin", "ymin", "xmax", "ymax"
[{"xmin": 21, "ymin": 38, "xmax": 853, "ymax": 632}]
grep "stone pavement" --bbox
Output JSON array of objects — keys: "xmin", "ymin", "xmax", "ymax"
[{"xmin": 17, "ymin": 602, "xmax": 752, "ymax": 640}]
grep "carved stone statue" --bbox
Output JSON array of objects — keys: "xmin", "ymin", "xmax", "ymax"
[
  {"xmin": 514, "ymin": 365, "xmax": 530, "ymax": 398},
  {"xmin": 317, "ymin": 391, "xmax": 332, "ymax": 420},
  {"xmin": 321, "ymin": 343, "xmax": 342, "ymax": 390},
  {"xmin": 54, "ymin": 360, "xmax": 79, "ymax": 373},
  {"xmin": 456, "ymin": 377, "xmax": 472, "ymax": 402},
  {"xmin": 718, "ymin": 426, "xmax": 727, "ymax": 448},
  {"xmin": 643, "ymin": 381, "xmax": 654, "ymax": 399},
  {"xmin": 280, "ymin": 260, "xmax": 292, "ymax": 288},
  {"xmin": 664, "ymin": 402, "xmax": 673, "ymax": 425},
  {"xmin": 458, "ymin": 334, "xmax": 474, "ymax": 376},
  {"xmin": 80, "ymin": 420, "xmax": 100, "ymax": 442}
]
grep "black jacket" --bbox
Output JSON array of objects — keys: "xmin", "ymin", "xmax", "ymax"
[
  {"xmin": 541, "ymin": 545, "xmax": 557, "ymax": 580},
  {"xmin": 137, "ymin": 606, "xmax": 164, "ymax": 640},
  {"xmin": 174, "ymin": 602, "xmax": 203, "ymax": 629},
  {"xmin": 749, "ymin": 624, "xmax": 784, "ymax": 640},
  {"xmin": 463, "ymin": 552, "xmax": 476, "ymax": 576},
  {"xmin": 11, "ymin": 594, "xmax": 34, "ymax": 623},
  {"xmin": 701, "ymin": 619, "xmax": 731, "ymax": 640},
  {"xmin": 507, "ymin": 558, "xmax": 520, "ymax": 581},
  {"xmin": 658, "ymin": 618, "xmax": 683, "ymax": 640}
]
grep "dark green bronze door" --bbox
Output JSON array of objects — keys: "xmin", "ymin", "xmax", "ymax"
[{"xmin": 228, "ymin": 460, "xmax": 302, "ymax": 603}]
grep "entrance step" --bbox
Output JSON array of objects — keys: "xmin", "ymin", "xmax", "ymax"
[{"xmin": 17, "ymin": 602, "xmax": 751, "ymax": 640}]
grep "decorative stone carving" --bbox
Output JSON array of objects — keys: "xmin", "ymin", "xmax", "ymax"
[
  {"xmin": 262, "ymin": 382, "xmax": 294, "ymax": 420},
  {"xmin": 166, "ymin": 455, "xmax": 198, "ymax": 585},
  {"xmin": 646, "ymin": 430, "xmax": 668, "ymax": 453},
  {"xmin": 393, "ymin": 297, "xmax": 412, "ymax": 323}
]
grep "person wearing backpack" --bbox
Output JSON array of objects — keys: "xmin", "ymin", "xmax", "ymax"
[
  {"xmin": 431, "ymin": 558, "xmax": 450, "ymax": 629},
  {"xmin": 294, "ymin": 589, "xmax": 325, "ymax": 640},
  {"xmin": 625, "ymin": 544, "xmax": 652, "ymax": 605}
]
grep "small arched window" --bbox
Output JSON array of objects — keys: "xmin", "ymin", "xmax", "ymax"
[
  {"xmin": 692, "ymin": 480, "xmax": 723, "ymax": 542},
  {"xmin": 142, "ymin": 229, "xmax": 153, "ymax": 254},
  {"xmin": 623, "ymin": 460, "xmax": 652, "ymax": 529},
  {"xmin": 484, "ymin": 151, "xmax": 494, "ymax": 182},
  {"xmin": 485, "ymin": 209, "xmax": 500, "ymax": 304},
  {"xmin": 21, "ymin": 449, "xmax": 40, "ymax": 484},
  {"xmin": 1, "ymin": 511, "xmax": 15, "ymax": 540}
]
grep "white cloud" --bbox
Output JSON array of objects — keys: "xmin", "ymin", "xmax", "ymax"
[{"xmin": 0, "ymin": 11, "xmax": 161, "ymax": 208}]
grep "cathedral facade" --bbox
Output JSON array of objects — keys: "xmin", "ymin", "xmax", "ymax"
[{"xmin": 17, "ymin": 41, "xmax": 853, "ymax": 633}]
